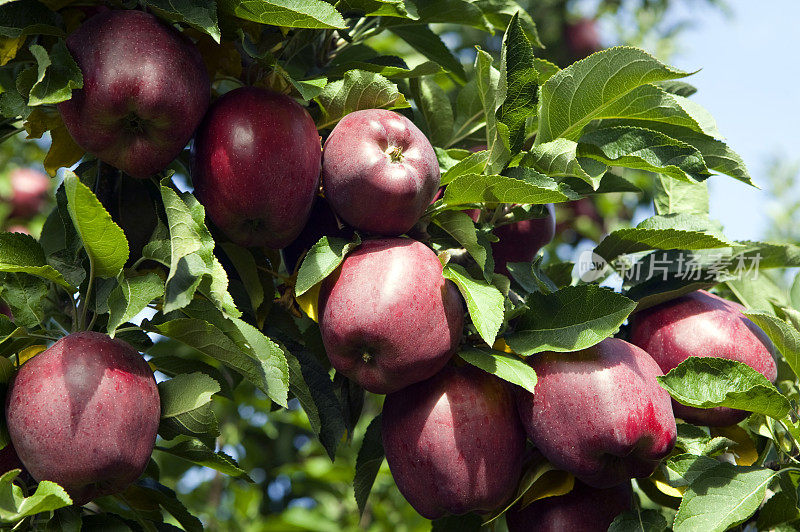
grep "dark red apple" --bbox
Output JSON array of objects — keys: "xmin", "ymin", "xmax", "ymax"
[
  {"xmin": 6, "ymin": 331, "xmax": 160, "ymax": 505},
  {"xmin": 382, "ymin": 364, "xmax": 526, "ymax": 519},
  {"xmin": 515, "ymin": 338, "xmax": 676, "ymax": 488},
  {"xmin": 469, "ymin": 205, "xmax": 556, "ymax": 275},
  {"xmin": 58, "ymin": 10, "xmax": 210, "ymax": 178},
  {"xmin": 6, "ymin": 168, "xmax": 50, "ymax": 219},
  {"xmin": 322, "ymin": 109, "xmax": 440, "ymax": 236},
  {"xmin": 505, "ymin": 480, "xmax": 632, "ymax": 532},
  {"xmin": 629, "ymin": 290, "xmax": 778, "ymax": 426},
  {"xmin": 0, "ymin": 443, "xmax": 28, "ymax": 478},
  {"xmin": 319, "ymin": 238, "xmax": 463, "ymax": 393},
  {"xmin": 192, "ymin": 87, "xmax": 321, "ymax": 248},
  {"xmin": 565, "ymin": 19, "xmax": 601, "ymax": 61},
  {"xmin": 282, "ymin": 197, "xmax": 353, "ymax": 273}
]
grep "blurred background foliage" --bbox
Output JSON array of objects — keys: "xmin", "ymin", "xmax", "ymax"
[{"xmin": 3, "ymin": 0, "xmax": 798, "ymax": 530}]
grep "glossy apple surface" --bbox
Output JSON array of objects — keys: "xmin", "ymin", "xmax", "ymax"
[
  {"xmin": 192, "ymin": 87, "xmax": 321, "ymax": 248},
  {"xmin": 383, "ymin": 364, "xmax": 526, "ymax": 519},
  {"xmin": 322, "ymin": 109, "xmax": 440, "ymax": 235},
  {"xmin": 515, "ymin": 338, "xmax": 676, "ymax": 488},
  {"xmin": 58, "ymin": 10, "xmax": 209, "ymax": 178},
  {"xmin": 6, "ymin": 332, "xmax": 160, "ymax": 505},
  {"xmin": 319, "ymin": 238, "xmax": 463, "ymax": 393},
  {"xmin": 505, "ymin": 480, "xmax": 632, "ymax": 532},
  {"xmin": 629, "ymin": 290, "xmax": 777, "ymax": 426}
]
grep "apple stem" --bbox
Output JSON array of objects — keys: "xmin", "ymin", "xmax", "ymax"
[
  {"xmin": 362, "ymin": 351, "xmax": 372, "ymax": 363},
  {"xmin": 387, "ymin": 146, "xmax": 404, "ymax": 163}
]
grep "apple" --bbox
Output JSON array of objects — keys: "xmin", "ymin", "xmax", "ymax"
[
  {"xmin": 515, "ymin": 338, "xmax": 676, "ymax": 488},
  {"xmin": 58, "ymin": 10, "xmax": 210, "ymax": 178},
  {"xmin": 565, "ymin": 19, "xmax": 601, "ymax": 61},
  {"xmin": 192, "ymin": 87, "xmax": 321, "ymax": 248},
  {"xmin": 6, "ymin": 168, "xmax": 50, "ymax": 219},
  {"xmin": 318, "ymin": 238, "xmax": 463, "ymax": 394},
  {"xmin": 505, "ymin": 480, "xmax": 632, "ymax": 532},
  {"xmin": 466, "ymin": 205, "xmax": 555, "ymax": 275},
  {"xmin": 382, "ymin": 363, "xmax": 526, "ymax": 519},
  {"xmin": 322, "ymin": 109, "xmax": 440, "ymax": 236},
  {"xmin": 629, "ymin": 290, "xmax": 778, "ymax": 426},
  {"xmin": 4, "ymin": 225, "xmax": 30, "ymax": 235},
  {"xmin": 0, "ymin": 443, "xmax": 29, "ymax": 479},
  {"xmin": 282, "ymin": 197, "xmax": 353, "ymax": 274},
  {"xmin": 0, "ymin": 302, "xmax": 11, "ymax": 319},
  {"xmin": 5, "ymin": 331, "xmax": 160, "ymax": 505}
]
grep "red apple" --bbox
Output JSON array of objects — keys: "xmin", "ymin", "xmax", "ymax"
[
  {"xmin": 192, "ymin": 87, "xmax": 321, "ymax": 248},
  {"xmin": 382, "ymin": 364, "xmax": 526, "ymax": 519},
  {"xmin": 4, "ymin": 225, "xmax": 31, "ymax": 235},
  {"xmin": 629, "ymin": 290, "xmax": 778, "ymax": 426},
  {"xmin": 505, "ymin": 480, "xmax": 632, "ymax": 532},
  {"xmin": 565, "ymin": 19, "xmax": 601, "ymax": 61},
  {"xmin": 58, "ymin": 10, "xmax": 210, "ymax": 178},
  {"xmin": 6, "ymin": 331, "xmax": 160, "ymax": 505},
  {"xmin": 322, "ymin": 109, "xmax": 440, "ymax": 236},
  {"xmin": 515, "ymin": 338, "xmax": 676, "ymax": 488},
  {"xmin": 318, "ymin": 238, "xmax": 463, "ymax": 393},
  {"xmin": 6, "ymin": 168, "xmax": 50, "ymax": 219},
  {"xmin": 0, "ymin": 302, "xmax": 11, "ymax": 319}
]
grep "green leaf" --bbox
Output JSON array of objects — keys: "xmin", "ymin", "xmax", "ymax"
[
  {"xmin": 0, "ymin": 232, "xmax": 70, "ymax": 287},
  {"xmin": 409, "ymin": 0, "xmax": 490, "ymax": 30},
  {"xmin": 315, "ymin": 70, "xmax": 409, "ymax": 129},
  {"xmin": 520, "ymin": 138, "xmax": 607, "ymax": 188},
  {"xmin": 146, "ymin": 0, "xmax": 221, "ymax": 42},
  {"xmin": 653, "ymin": 174, "xmax": 709, "ymax": 215},
  {"xmin": 285, "ymin": 348, "xmax": 346, "ymax": 459},
  {"xmin": 231, "ymin": 318, "xmax": 289, "ymax": 407},
  {"xmin": 442, "ymin": 264, "xmax": 504, "ymax": 346},
  {"xmin": 158, "ymin": 372, "xmax": 220, "ymax": 419},
  {"xmin": 337, "ymin": 0, "xmax": 416, "ymax": 18},
  {"xmin": 442, "ymin": 168, "xmax": 577, "ymax": 207},
  {"xmin": 219, "ymin": 243, "xmax": 264, "ymax": 313},
  {"xmin": 0, "ymin": 470, "xmax": 71, "ymax": 522},
  {"xmin": 608, "ymin": 509, "xmax": 668, "ymax": 532},
  {"xmin": 0, "ymin": 273, "xmax": 48, "ymax": 329},
  {"xmin": 157, "ymin": 439, "xmax": 253, "ymax": 481},
  {"xmin": 656, "ymin": 80, "xmax": 697, "ymax": 97},
  {"xmin": 411, "ymin": 76, "xmax": 453, "ymax": 147},
  {"xmin": 497, "ymin": 13, "xmax": 537, "ymax": 153},
  {"xmin": 458, "ymin": 346, "xmax": 537, "ymax": 393},
  {"xmin": 506, "ymin": 285, "xmax": 636, "ymax": 355},
  {"xmin": 432, "ymin": 210, "xmax": 492, "ymax": 276},
  {"xmin": 125, "ymin": 482, "xmax": 203, "ymax": 532},
  {"xmin": 475, "ymin": 49, "xmax": 510, "ymax": 174},
  {"xmin": 661, "ymin": 453, "xmax": 721, "ymax": 488},
  {"xmin": 673, "ymin": 462, "xmax": 777, "ymax": 532},
  {"xmin": 742, "ymin": 311, "xmax": 800, "ymax": 382},
  {"xmin": 25, "ymin": 40, "xmax": 81, "ymax": 107},
  {"xmin": 536, "ymin": 46, "xmax": 691, "ymax": 143},
  {"xmin": 63, "ymin": 171, "xmax": 128, "ymax": 278},
  {"xmin": 594, "ymin": 214, "xmax": 731, "ymax": 263},
  {"xmin": 330, "ymin": 60, "xmax": 440, "ymax": 80},
  {"xmin": 475, "ymin": 0, "xmax": 541, "ymax": 47},
  {"xmin": 578, "ymin": 125, "xmax": 709, "ymax": 183},
  {"xmin": 389, "ymin": 25, "xmax": 466, "ymax": 81},
  {"xmin": 0, "ymin": 0, "xmax": 64, "ymax": 39},
  {"xmin": 354, "ymin": 414, "xmax": 384, "ymax": 515},
  {"xmin": 296, "ymin": 235, "xmax": 360, "ymax": 296},
  {"xmin": 107, "ymin": 272, "xmax": 164, "ymax": 335},
  {"xmin": 440, "ymin": 150, "xmax": 490, "ymax": 186},
  {"xmin": 657, "ymin": 357, "xmax": 791, "ymax": 420},
  {"xmin": 220, "ymin": 0, "xmax": 347, "ymax": 29}
]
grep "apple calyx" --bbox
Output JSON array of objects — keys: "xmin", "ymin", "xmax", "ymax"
[{"xmin": 387, "ymin": 146, "xmax": 404, "ymax": 163}]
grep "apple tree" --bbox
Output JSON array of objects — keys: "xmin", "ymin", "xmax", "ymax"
[{"xmin": 1, "ymin": 1, "xmax": 799, "ymax": 531}]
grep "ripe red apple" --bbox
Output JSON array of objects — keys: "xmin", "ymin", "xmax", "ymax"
[
  {"xmin": 192, "ymin": 87, "xmax": 321, "ymax": 248},
  {"xmin": 565, "ymin": 19, "xmax": 601, "ymax": 61},
  {"xmin": 58, "ymin": 10, "xmax": 210, "ymax": 178},
  {"xmin": 322, "ymin": 109, "xmax": 440, "ymax": 236},
  {"xmin": 6, "ymin": 331, "xmax": 160, "ymax": 505},
  {"xmin": 6, "ymin": 168, "xmax": 50, "ymax": 219},
  {"xmin": 629, "ymin": 290, "xmax": 778, "ymax": 426},
  {"xmin": 468, "ymin": 205, "xmax": 556, "ymax": 275},
  {"xmin": 318, "ymin": 238, "xmax": 463, "ymax": 393},
  {"xmin": 505, "ymin": 480, "xmax": 632, "ymax": 532},
  {"xmin": 282, "ymin": 197, "xmax": 353, "ymax": 273},
  {"xmin": 382, "ymin": 364, "xmax": 526, "ymax": 519},
  {"xmin": 0, "ymin": 443, "xmax": 28, "ymax": 478},
  {"xmin": 515, "ymin": 338, "xmax": 676, "ymax": 488}
]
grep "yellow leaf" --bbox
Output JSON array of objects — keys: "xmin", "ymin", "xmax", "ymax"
[
  {"xmin": 0, "ymin": 36, "xmax": 25, "ymax": 67},
  {"xmin": 24, "ymin": 107, "xmax": 84, "ymax": 176},
  {"xmin": 492, "ymin": 337, "xmax": 515, "ymax": 354},
  {"xmin": 711, "ymin": 425, "xmax": 758, "ymax": 466},
  {"xmin": 18, "ymin": 345, "xmax": 46, "ymax": 365},
  {"xmin": 519, "ymin": 468, "xmax": 574, "ymax": 507},
  {"xmin": 296, "ymin": 282, "xmax": 321, "ymax": 322}
]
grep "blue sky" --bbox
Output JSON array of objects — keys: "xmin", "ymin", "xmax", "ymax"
[{"xmin": 625, "ymin": 0, "xmax": 799, "ymax": 241}]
